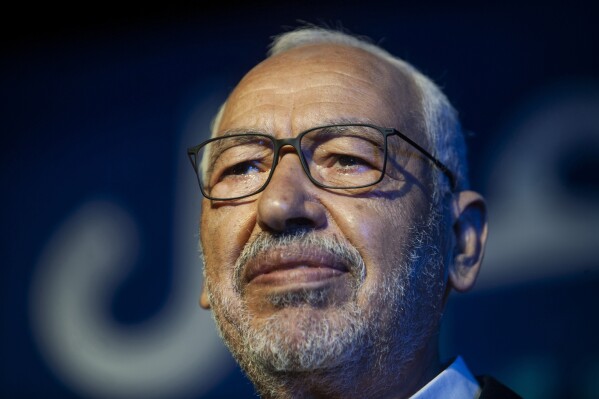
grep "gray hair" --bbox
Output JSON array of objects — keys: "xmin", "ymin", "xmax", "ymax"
[{"xmin": 209, "ymin": 26, "xmax": 469, "ymax": 196}]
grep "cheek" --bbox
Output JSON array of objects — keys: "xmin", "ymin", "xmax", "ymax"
[
  {"xmin": 335, "ymin": 199, "xmax": 406, "ymax": 275},
  {"xmin": 335, "ymin": 198, "xmax": 421, "ymax": 297},
  {"xmin": 342, "ymin": 203, "xmax": 378, "ymax": 242},
  {"xmin": 201, "ymin": 203, "xmax": 257, "ymax": 285},
  {"xmin": 345, "ymin": 198, "xmax": 411, "ymax": 251}
]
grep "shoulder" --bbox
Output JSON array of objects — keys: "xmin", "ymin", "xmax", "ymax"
[{"xmin": 476, "ymin": 375, "xmax": 522, "ymax": 399}]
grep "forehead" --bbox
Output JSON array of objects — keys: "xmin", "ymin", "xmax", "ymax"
[{"xmin": 218, "ymin": 44, "xmax": 425, "ymax": 139}]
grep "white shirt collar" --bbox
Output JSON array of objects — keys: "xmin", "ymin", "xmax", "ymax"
[{"xmin": 409, "ymin": 356, "xmax": 481, "ymax": 399}]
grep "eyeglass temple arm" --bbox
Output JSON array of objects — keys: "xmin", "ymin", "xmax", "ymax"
[
  {"xmin": 187, "ymin": 148, "xmax": 203, "ymax": 187},
  {"xmin": 388, "ymin": 129, "xmax": 457, "ymax": 191}
]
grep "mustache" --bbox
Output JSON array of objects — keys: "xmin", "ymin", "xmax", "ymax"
[{"xmin": 233, "ymin": 229, "xmax": 366, "ymax": 293}]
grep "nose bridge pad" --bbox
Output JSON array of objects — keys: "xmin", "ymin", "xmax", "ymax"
[
  {"xmin": 271, "ymin": 138, "xmax": 307, "ymax": 179},
  {"xmin": 277, "ymin": 138, "xmax": 302, "ymax": 159}
]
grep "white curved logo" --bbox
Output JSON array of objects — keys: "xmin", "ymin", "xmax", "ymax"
[
  {"xmin": 479, "ymin": 83, "xmax": 599, "ymax": 288},
  {"xmin": 29, "ymin": 97, "xmax": 234, "ymax": 398}
]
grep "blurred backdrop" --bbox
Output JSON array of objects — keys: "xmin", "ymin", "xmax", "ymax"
[{"xmin": 2, "ymin": 2, "xmax": 598, "ymax": 398}]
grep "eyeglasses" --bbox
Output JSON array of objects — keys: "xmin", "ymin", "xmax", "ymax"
[{"xmin": 187, "ymin": 123, "xmax": 456, "ymax": 201}]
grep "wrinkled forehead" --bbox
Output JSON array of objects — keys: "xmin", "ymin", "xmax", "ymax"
[{"xmin": 217, "ymin": 44, "xmax": 426, "ymax": 140}]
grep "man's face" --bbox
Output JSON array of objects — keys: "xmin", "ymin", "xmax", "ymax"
[{"xmin": 200, "ymin": 44, "xmax": 451, "ymax": 387}]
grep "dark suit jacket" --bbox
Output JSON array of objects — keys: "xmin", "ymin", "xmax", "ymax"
[{"xmin": 477, "ymin": 376, "xmax": 522, "ymax": 399}]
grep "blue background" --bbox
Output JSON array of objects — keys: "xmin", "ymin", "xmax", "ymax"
[{"xmin": 2, "ymin": 2, "xmax": 599, "ymax": 398}]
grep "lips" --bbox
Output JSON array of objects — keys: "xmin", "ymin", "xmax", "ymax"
[{"xmin": 241, "ymin": 245, "xmax": 350, "ymax": 288}]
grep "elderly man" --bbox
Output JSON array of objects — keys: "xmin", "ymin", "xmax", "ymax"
[{"xmin": 188, "ymin": 26, "xmax": 520, "ymax": 398}]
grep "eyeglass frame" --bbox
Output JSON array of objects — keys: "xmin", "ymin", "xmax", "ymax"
[{"xmin": 187, "ymin": 123, "xmax": 457, "ymax": 201}]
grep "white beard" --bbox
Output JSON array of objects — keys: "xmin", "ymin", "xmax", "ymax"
[{"xmin": 203, "ymin": 204, "xmax": 447, "ymax": 396}]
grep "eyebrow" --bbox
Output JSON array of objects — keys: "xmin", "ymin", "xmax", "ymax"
[
  {"xmin": 216, "ymin": 117, "xmax": 385, "ymax": 137},
  {"xmin": 217, "ymin": 127, "xmax": 270, "ymax": 137},
  {"xmin": 208, "ymin": 133, "xmax": 269, "ymax": 162},
  {"xmin": 318, "ymin": 117, "xmax": 383, "ymax": 126}
]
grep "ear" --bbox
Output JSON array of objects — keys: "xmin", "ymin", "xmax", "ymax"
[
  {"xmin": 448, "ymin": 190, "xmax": 488, "ymax": 292},
  {"xmin": 199, "ymin": 281, "xmax": 211, "ymax": 309}
]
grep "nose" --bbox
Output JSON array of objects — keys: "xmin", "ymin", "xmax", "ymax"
[{"xmin": 256, "ymin": 153, "xmax": 327, "ymax": 232}]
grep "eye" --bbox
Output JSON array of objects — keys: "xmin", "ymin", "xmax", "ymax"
[
  {"xmin": 336, "ymin": 155, "xmax": 370, "ymax": 168},
  {"xmin": 220, "ymin": 160, "xmax": 261, "ymax": 178},
  {"xmin": 331, "ymin": 155, "xmax": 375, "ymax": 173}
]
